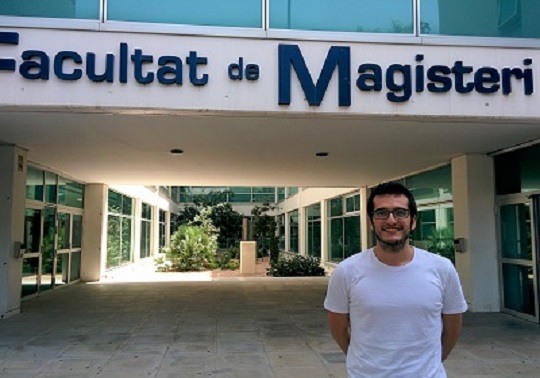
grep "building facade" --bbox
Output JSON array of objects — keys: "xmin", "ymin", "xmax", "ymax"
[{"xmin": 1, "ymin": 0, "xmax": 540, "ymax": 323}]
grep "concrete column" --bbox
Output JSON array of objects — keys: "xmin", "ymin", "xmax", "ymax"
[
  {"xmin": 284, "ymin": 212, "xmax": 290, "ymax": 252},
  {"xmin": 0, "ymin": 146, "xmax": 27, "ymax": 319},
  {"xmin": 360, "ymin": 187, "xmax": 370, "ymax": 251},
  {"xmin": 320, "ymin": 200, "xmax": 328, "ymax": 263},
  {"xmin": 81, "ymin": 184, "xmax": 108, "ymax": 282},
  {"xmin": 165, "ymin": 211, "xmax": 171, "ymax": 248},
  {"xmin": 151, "ymin": 206, "xmax": 159, "ymax": 256},
  {"xmin": 452, "ymin": 155, "xmax": 500, "ymax": 312},
  {"xmin": 132, "ymin": 199, "xmax": 141, "ymax": 263},
  {"xmin": 299, "ymin": 206, "xmax": 306, "ymax": 255},
  {"xmin": 240, "ymin": 241, "xmax": 256, "ymax": 275}
]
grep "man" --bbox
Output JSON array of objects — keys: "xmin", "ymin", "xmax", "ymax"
[{"xmin": 324, "ymin": 182, "xmax": 467, "ymax": 378}]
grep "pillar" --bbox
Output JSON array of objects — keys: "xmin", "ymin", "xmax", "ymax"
[
  {"xmin": 452, "ymin": 154, "xmax": 500, "ymax": 312},
  {"xmin": 240, "ymin": 241, "xmax": 256, "ymax": 275},
  {"xmin": 0, "ymin": 145, "xmax": 27, "ymax": 319},
  {"xmin": 81, "ymin": 184, "xmax": 108, "ymax": 282}
]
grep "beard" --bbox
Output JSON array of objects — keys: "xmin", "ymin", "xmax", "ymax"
[{"xmin": 374, "ymin": 227, "xmax": 412, "ymax": 253}]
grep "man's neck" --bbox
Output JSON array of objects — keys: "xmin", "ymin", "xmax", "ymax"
[{"xmin": 373, "ymin": 244, "xmax": 414, "ymax": 266}]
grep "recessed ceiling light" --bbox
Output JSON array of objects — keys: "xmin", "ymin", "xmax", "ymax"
[
  {"xmin": 316, "ymin": 152, "xmax": 329, "ymax": 157},
  {"xmin": 170, "ymin": 149, "xmax": 184, "ymax": 155}
]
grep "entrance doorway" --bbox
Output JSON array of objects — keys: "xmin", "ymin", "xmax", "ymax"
[
  {"xmin": 22, "ymin": 205, "xmax": 83, "ymax": 297},
  {"xmin": 498, "ymin": 198, "xmax": 539, "ymax": 322}
]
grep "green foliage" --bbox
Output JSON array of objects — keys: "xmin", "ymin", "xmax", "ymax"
[
  {"xmin": 175, "ymin": 190, "xmax": 243, "ymax": 249},
  {"xmin": 158, "ymin": 224, "xmax": 218, "ymax": 272},
  {"xmin": 214, "ymin": 251, "xmax": 240, "ymax": 270},
  {"xmin": 427, "ymin": 227, "xmax": 455, "ymax": 264},
  {"xmin": 267, "ymin": 254, "xmax": 325, "ymax": 277},
  {"xmin": 228, "ymin": 243, "xmax": 240, "ymax": 259},
  {"xmin": 251, "ymin": 203, "xmax": 280, "ymax": 263}
]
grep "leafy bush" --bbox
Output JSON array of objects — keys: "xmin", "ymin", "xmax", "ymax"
[
  {"xmin": 267, "ymin": 254, "xmax": 325, "ymax": 277},
  {"xmin": 214, "ymin": 251, "xmax": 240, "ymax": 270},
  {"xmin": 158, "ymin": 224, "xmax": 218, "ymax": 272}
]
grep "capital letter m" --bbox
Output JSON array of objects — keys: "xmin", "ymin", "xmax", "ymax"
[{"xmin": 278, "ymin": 44, "xmax": 351, "ymax": 106}]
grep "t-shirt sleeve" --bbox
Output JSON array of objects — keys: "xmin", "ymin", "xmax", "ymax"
[
  {"xmin": 442, "ymin": 262, "xmax": 468, "ymax": 314},
  {"xmin": 324, "ymin": 264, "xmax": 350, "ymax": 314}
]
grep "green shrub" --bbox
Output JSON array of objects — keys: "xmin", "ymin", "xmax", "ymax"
[
  {"xmin": 214, "ymin": 251, "xmax": 240, "ymax": 270},
  {"xmin": 267, "ymin": 254, "xmax": 325, "ymax": 277},
  {"xmin": 158, "ymin": 224, "xmax": 217, "ymax": 272}
]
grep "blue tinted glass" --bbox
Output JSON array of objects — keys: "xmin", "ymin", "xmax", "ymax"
[
  {"xmin": 0, "ymin": 0, "xmax": 99, "ymax": 20},
  {"xmin": 420, "ymin": 0, "xmax": 540, "ymax": 39},
  {"xmin": 270, "ymin": 0, "xmax": 413, "ymax": 33},
  {"xmin": 108, "ymin": 0, "xmax": 262, "ymax": 28}
]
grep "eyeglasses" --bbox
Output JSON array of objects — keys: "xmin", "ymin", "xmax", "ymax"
[{"xmin": 372, "ymin": 208, "xmax": 410, "ymax": 220}]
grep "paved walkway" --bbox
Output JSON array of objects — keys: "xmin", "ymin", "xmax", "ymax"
[{"xmin": 0, "ymin": 273, "xmax": 539, "ymax": 377}]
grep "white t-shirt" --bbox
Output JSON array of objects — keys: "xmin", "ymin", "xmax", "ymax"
[{"xmin": 324, "ymin": 248, "xmax": 468, "ymax": 378}]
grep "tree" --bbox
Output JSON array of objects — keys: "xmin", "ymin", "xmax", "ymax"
[{"xmin": 251, "ymin": 203, "xmax": 280, "ymax": 263}]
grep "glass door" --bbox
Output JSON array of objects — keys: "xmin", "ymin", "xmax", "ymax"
[{"xmin": 499, "ymin": 200, "xmax": 539, "ymax": 322}]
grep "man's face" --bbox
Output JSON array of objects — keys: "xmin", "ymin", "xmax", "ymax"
[{"xmin": 370, "ymin": 194, "xmax": 416, "ymax": 251}]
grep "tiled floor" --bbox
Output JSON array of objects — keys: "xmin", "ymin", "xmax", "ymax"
[{"xmin": 0, "ymin": 272, "xmax": 539, "ymax": 377}]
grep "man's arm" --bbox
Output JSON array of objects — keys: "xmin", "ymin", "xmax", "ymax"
[
  {"xmin": 441, "ymin": 313, "xmax": 463, "ymax": 361},
  {"xmin": 327, "ymin": 311, "xmax": 350, "ymax": 355}
]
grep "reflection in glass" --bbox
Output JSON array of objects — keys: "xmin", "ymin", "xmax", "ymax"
[
  {"xmin": 21, "ymin": 257, "xmax": 39, "ymax": 297},
  {"xmin": 344, "ymin": 216, "xmax": 360, "ymax": 259},
  {"xmin": 0, "ymin": 0, "xmax": 100, "ymax": 20},
  {"xmin": 26, "ymin": 166, "xmax": 44, "ymax": 201},
  {"xmin": 41, "ymin": 207, "xmax": 56, "ymax": 292},
  {"xmin": 56, "ymin": 253, "xmax": 69, "ymax": 285},
  {"xmin": 107, "ymin": 215, "xmax": 121, "ymax": 268},
  {"xmin": 329, "ymin": 218, "xmax": 343, "ymax": 262},
  {"xmin": 45, "ymin": 171, "xmax": 57, "ymax": 204},
  {"xmin": 420, "ymin": 0, "xmax": 540, "ymax": 39},
  {"xmin": 270, "ymin": 0, "xmax": 413, "ymax": 33},
  {"xmin": 24, "ymin": 209, "xmax": 41, "ymax": 253},
  {"xmin": 108, "ymin": 0, "xmax": 261, "ymax": 28},
  {"xmin": 500, "ymin": 204, "xmax": 531, "ymax": 260},
  {"xmin": 71, "ymin": 251, "xmax": 81, "ymax": 281},
  {"xmin": 58, "ymin": 213, "xmax": 71, "ymax": 250},
  {"xmin": 72, "ymin": 215, "xmax": 83, "ymax": 248},
  {"xmin": 502, "ymin": 264, "xmax": 535, "ymax": 316},
  {"xmin": 122, "ymin": 218, "xmax": 132, "ymax": 263},
  {"xmin": 58, "ymin": 177, "xmax": 84, "ymax": 208},
  {"xmin": 306, "ymin": 204, "xmax": 321, "ymax": 257}
]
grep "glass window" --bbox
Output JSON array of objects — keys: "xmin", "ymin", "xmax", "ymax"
[
  {"xmin": 502, "ymin": 264, "xmax": 535, "ymax": 316},
  {"xmin": 329, "ymin": 217, "xmax": 344, "ymax": 262},
  {"xmin": 306, "ymin": 203, "xmax": 321, "ymax": 257},
  {"xmin": 495, "ymin": 144, "xmax": 540, "ymax": 195},
  {"xmin": 420, "ymin": 0, "xmax": 540, "ymax": 39},
  {"xmin": 277, "ymin": 187, "xmax": 286, "ymax": 201},
  {"xmin": 329, "ymin": 197, "xmax": 343, "ymax": 217},
  {"xmin": 277, "ymin": 214, "xmax": 286, "ymax": 250},
  {"xmin": 159, "ymin": 210, "xmax": 166, "ymax": 251},
  {"xmin": 0, "ymin": 0, "xmax": 100, "ymax": 20},
  {"xmin": 24, "ymin": 208, "xmax": 41, "ymax": 253},
  {"xmin": 344, "ymin": 216, "xmax": 360, "ymax": 259},
  {"xmin": 21, "ymin": 257, "xmax": 39, "ymax": 297},
  {"xmin": 287, "ymin": 187, "xmax": 299, "ymax": 198},
  {"xmin": 405, "ymin": 165, "xmax": 452, "ymax": 203},
  {"xmin": 288, "ymin": 210, "xmax": 299, "ymax": 252},
  {"xmin": 58, "ymin": 213, "xmax": 71, "ymax": 250},
  {"xmin": 140, "ymin": 203, "xmax": 152, "ymax": 258},
  {"xmin": 270, "ymin": 0, "xmax": 413, "ymax": 34},
  {"xmin": 411, "ymin": 205, "xmax": 455, "ymax": 263},
  {"xmin": 500, "ymin": 204, "xmax": 531, "ymax": 260},
  {"xmin": 45, "ymin": 171, "xmax": 57, "ymax": 204},
  {"xmin": 26, "ymin": 166, "xmax": 44, "ymax": 201},
  {"xmin": 56, "ymin": 253, "xmax": 69, "ymax": 285},
  {"xmin": 58, "ymin": 176, "xmax": 84, "ymax": 208},
  {"xmin": 346, "ymin": 194, "xmax": 360, "ymax": 213},
  {"xmin": 72, "ymin": 214, "xmax": 83, "ymax": 248},
  {"xmin": 71, "ymin": 251, "xmax": 81, "ymax": 281},
  {"xmin": 107, "ymin": 0, "xmax": 262, "ymax": 28},
  {"xmin": 107, "ymin": 214, "xmax": 122, "ymax": 268}
]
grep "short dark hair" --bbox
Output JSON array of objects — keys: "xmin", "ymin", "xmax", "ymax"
[{"xmin": 367, "ymin": 181, "xmax": 417, "ymax": 219}]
